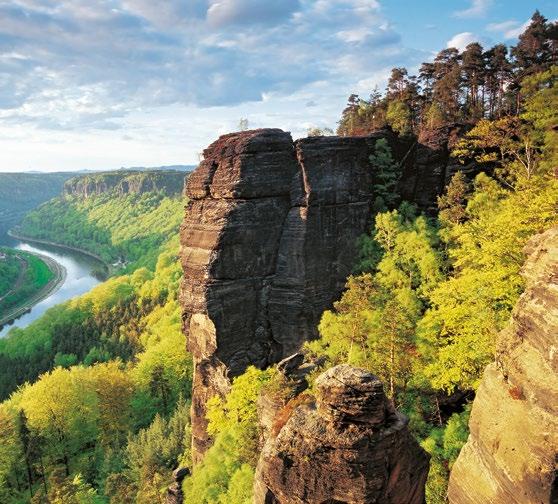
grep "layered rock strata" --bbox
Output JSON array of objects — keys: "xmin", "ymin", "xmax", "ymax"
[
  {"xmin": 180, "ymin": 129, "xmax": 390, "ymax": 460},
  {"xmin": 448, "ymin": 226, "xmax": 558, "ymax": 504},
  {"xmin": 180, "ymin": 127, "xmax": 468, "ymax": 461},
  {"xmin": 254, "ymin": 365, "xmax": 430, "ymax": 504}
]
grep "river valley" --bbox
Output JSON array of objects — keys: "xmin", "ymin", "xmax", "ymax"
[{"xmin": 0, "ymin": 234, "xmax": 106, "ymax": 338}]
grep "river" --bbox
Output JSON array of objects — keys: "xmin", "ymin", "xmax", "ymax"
[{"xmin": 0, "ymin": 235, "xmax": 106, "ymax": 338}]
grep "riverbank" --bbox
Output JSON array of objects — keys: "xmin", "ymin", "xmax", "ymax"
[
  {"xmin": 8, "ymin": 229, "xmax": 112, "ymax": 275},
  {"xmin": 0, "ymin": 251, "xmax": 67, "ymax": 328}
]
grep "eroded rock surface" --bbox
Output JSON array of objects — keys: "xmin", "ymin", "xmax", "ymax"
[
  {"xmin": 181, "ymin": 129, "xmax": 387, "ymax": 460},
  {"xmin": 253, "ymin": 365, "xmax": 430, "ymax": 504},
  {"xmin": 448, "ymin": 226, "xmax": 558, "ymax": 504},
  {"xmin": 180, "ymin": 128, "xmax": 465, "ymax": 461}
]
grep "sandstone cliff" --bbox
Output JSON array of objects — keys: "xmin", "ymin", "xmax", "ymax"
[
  {"xmin": 180, "ymin": 128, "xmax": 473, "ymax": 461},
  {"xmin": 253, "ymin": 365, "xmax": 430, "ymax": 504},
  {"xmin": 448, "ymin": 226, "xmax": 558, "ymax": 504},
  {"xmin": 64, "ymin": 170, "xmax": 185, "ymax": 198}
]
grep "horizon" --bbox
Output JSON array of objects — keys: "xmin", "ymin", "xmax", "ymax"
[{"xmin": 0, "ymin": 0, "xmax": 556, "ymax": 173}]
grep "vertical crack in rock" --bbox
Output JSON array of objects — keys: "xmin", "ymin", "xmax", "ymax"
[
  {"xmin": 447, "ymin": 226, "xmax": 558, "ymax": 504},
  {"xmin": 180, "ymin": 128, "xmax": 469, "ymax": 462}
]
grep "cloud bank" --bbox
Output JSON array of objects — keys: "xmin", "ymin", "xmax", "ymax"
[{"xmin": 0, "ymin": 0, "xmax": 414, "ymax": 134}]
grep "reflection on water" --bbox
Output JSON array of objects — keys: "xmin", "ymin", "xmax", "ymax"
[{"xmin": 0, "ymin": 237, "xmax": 106, "ymax": 338}]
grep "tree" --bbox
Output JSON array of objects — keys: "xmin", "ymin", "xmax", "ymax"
[
  {"xmin": 18, "ymin": 367, "xmax": 99, "ymax": 477},
  {"xmin": 452, "ymin": 117, "xmax": 539, "ymax": 182},
  {"xmin": 461, "ymin": 43, "xmax": 486, "ymax": 118},
  {"xmin": 308, "ymin": 208, "xmax": 443, "ymax": 404},
  {"xmin": 484, "ymin": 44, "xmax": 512, "ymax": 117},
  {"xmin": 432, "ymin": 48, "xmax": 462, "ymax": 122},
  {"xmin": 238, "ymin": 118, "xmax": 249, "ymax": 131},
  {"xmin": 369, "ymin": 139, "xmax": 401, "ymax": 211},
  {"xmin": 386, "ymin": 100, "xmax": 412, "ymax": 136},
  {"xmin": 437, "ymin": 171, "xmax": 471, "ymax": 227},
  {"xmin": 512, "ymin": 11, "xmax": 553, "ymax": 78},
  {"xmin": 306, "ymin": 127, "xmax": 334, "ymax": 137}
]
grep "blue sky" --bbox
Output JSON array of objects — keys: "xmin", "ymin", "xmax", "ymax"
[{"xmin": 0, "ymin": 0, "xmax": 555, "ymax": 172}]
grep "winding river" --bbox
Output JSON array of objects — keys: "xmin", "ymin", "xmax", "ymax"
[{"xmin": 0, "ymin": 234, "xmax": 106, "ymax": 338}]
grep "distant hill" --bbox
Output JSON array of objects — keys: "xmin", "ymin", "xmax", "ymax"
[
  {"xmin": 63, "ymin": 170, "xmax": 187, "ymax": 198},
  {"xmin": 0, "ymin": 172, "xmax": 78, "ymax": 241},
  {"xmin": 19, "ymin": 169, "xmax": 186, "ymax": 270}
]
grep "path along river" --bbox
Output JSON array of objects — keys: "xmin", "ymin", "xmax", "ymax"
[{"xmin": 0, "ymin": 234, "xmax": 106, "ymax": 338}]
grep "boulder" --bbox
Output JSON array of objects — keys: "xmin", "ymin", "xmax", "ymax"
[{"xmin": 253, "ymin": 365, "xmax": 430, "ymax": 504}]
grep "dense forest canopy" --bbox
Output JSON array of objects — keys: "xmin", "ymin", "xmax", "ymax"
[{"xmin": 338, "ymin": 11, "xmax": 557, "ymax": 137}]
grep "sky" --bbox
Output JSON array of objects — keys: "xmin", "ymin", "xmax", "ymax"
[{"xmin": 0, "ymin": 0, "xmax": 556, "ymax": 172}]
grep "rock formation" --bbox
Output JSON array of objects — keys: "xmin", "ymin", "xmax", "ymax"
[
  {"xmin": 180, "ymin": 127, "xmax": 475, "ymax": 461},
  {"xmin": 253, "ymin": 365, "xmax": 430, "ymax": 504},
  {"xmin": 64, "ymin": 170, "xmax": 185, "ymax": 198},
  {"xmin": 166, "ymin": 467, "xmax": 190, "ymax": 504},
  {"xmin": 448, "ymin": 226, "xmax": 558, "ymax": 504},
  {"xmin": 181, "ymin": 128, "xmax": 393, "ymax": 460}
]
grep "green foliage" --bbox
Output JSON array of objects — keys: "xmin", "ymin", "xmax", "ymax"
[
  {"xmin": 437, "ymin": 172, "xmax": 471, "ymax": 227},
  {"xmin": 369, "ymin": 139, "xmax": 402, "ymax": 212},
  {"xmin": 0, "ymin": 239, "xmax": 184, "ymax": 401},
  {"xmin": 386, "ymin": 100, "xmax": 412, "ymax": 135},
  {"xmin": 183, "ymin": 367, "xmax": 275, "ymax": 504},
  {"xmin": 421, "ymin": 406, "xmax": 471, "ymax": 504},
  {"xmin": 308, "ymin": 207, "xmax": 443, "ymax": 402},
  {"xmin": 20, "ymin": 191, "xmax": 185, "ymax": 271}
]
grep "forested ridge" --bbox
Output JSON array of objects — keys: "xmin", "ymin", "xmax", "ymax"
[
  {"xmin": 0, "ymin": 10, "xmax": 556, "ymax": 504},
  {"xmin": 180, "ymin": 12, "xmax": 558, "ymax": 504},
  {"xmin": 0, "ymin": 173, "xmax": 76, "ymax": 239},
  {"xmin": 19, "ymin": 188, "xmax": 184, "ymax": 271}
]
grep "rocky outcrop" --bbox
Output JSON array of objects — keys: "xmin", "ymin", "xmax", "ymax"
[
  {"xmin": 448, "ymin": 226, "xmax": 558, "ymax": 504},
  {"xmin": 181, "ymin": 129, "xmax": 398, "ymax": 460},
  {"xmin": 180, "ymin": 128, "xmax": 468, "ymax": 462},
  {"xmin": 253, "ymin": 365, "xmax": 430, "ymax": 504},
  {"xmin": 63, "ymin": 170, "xmax": 185, "ymax": 198},
  {"xmin": 166, "ymin": 467, "xmax": 190, "ymax": 504}
]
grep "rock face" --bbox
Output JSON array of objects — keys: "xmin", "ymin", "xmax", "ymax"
[
  {"xmin": 180, "ymin": 128, "xmax": 467, "ymax": 461},
  {"xmin": 181, "ymin": 129, "xmax": 386, "ymax": 460},
  {"xmin": 448, "ymin": 226, "xmax": 558, "ymax": 504},
  {"xmin": 64, "ymin": 170, "xmax": 185, "ymax": 198},
  {"xmin": 253, "ymin": 365, "xmax": 430, "ymax": 504}
]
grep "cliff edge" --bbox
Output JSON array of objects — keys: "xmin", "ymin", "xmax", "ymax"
[{"xmin": 448, "ymin": 226, "xmax": 558, "ymax": 503}]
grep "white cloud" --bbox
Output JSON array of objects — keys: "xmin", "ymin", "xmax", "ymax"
[
  {"xmin": 447, "ymin": 32, "xmax": 477, "ymax": 51},
  {"xmin": 0, "ymin": 0, "xmax": 427, "ymax": 171},
  {"xmin": 453, "ymin": 0, "xmax": 492, "ymax": 19},
  {"xmin": 486, "ymin": 19, "xmax": 530, "ymax": 40}
]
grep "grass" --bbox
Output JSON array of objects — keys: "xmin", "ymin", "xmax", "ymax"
[{"xmin": 0, "ymin": 249, "xmax": 55, "ymax": 315}]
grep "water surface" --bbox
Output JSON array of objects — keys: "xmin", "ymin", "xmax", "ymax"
[{"xmin": 0, "ymin": 235, "xmax": 105, "ymax": 338}]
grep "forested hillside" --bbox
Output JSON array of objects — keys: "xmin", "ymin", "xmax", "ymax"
[
  {"xmin": 0, "ymin": 237, "xmax": 193, "ymax": 503},
  {"xmin": 0, "ymin": 173, "xmax": 76, "ymax": 240},
  {"xmin": 19, "ymin": 171, "xmax": 186, "ymax": 271},
  {"xmin": 0, "ymin": 167, "xmax": 192, "ymax": 502}
]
